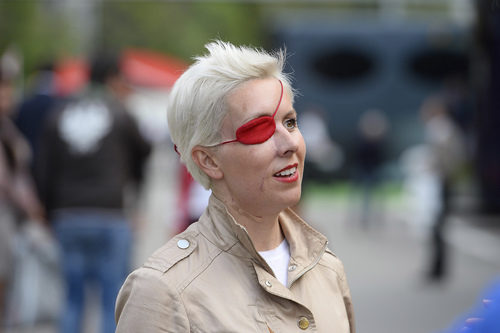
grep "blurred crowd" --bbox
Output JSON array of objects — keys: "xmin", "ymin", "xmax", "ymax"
[
  {"xmin": 0, "ymin": 44, "xmax": 215, "ymax": 333},
  {"xmin": 0, "ymin": 51, "xmax": 157, "ymax": 333}
]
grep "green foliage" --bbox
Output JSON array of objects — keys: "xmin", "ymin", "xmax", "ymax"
[
  {"xmin": 0, "ymin": 1, "xmax": 267, "ymax": 77},
  {"xmin": 0, "ymin": 0, "xmax": 269, "ymax": 76},
  {"xmin": 0, "ymin": 1, "xmax": 75, "ymax": 77},
  {"xmin": 100, "ymin": 2, "xmax": 265, "ymax": 62}
]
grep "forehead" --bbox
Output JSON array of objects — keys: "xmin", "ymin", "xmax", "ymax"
[{"xmin": 225, "ymin": 77, "xmax": 283, "ymax": 120}]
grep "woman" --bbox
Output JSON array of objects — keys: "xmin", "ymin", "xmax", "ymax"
[{"xmin": 115, "ymin": 41, "xmax": 355, "ymax": 332}]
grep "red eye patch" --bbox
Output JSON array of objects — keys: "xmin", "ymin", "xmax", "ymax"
[{"xmin": 218, "ymin": 79, "xmax": 283, "ymax": 146}]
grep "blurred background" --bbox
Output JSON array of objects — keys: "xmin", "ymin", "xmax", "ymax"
[{"xmin": 0, "ymin": 0, "xmax": 499, "ymax": 332}]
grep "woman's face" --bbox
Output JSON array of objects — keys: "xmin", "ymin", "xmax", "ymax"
[{"xmin": 214, "ymin": 77, "xmax": 306, "ymax": 216}]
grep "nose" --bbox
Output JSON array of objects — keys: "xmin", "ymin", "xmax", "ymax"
[{"xmin": 274, "ymin": 124, "xmax": 301, "ymax": 156}]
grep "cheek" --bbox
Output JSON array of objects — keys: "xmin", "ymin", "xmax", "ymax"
[
  {"xmin": 245, "ymin": 148, "xmax": 273, "ymax": 192},
  {"xmin": 297, "ymin": 133, "xmax": 307, "ymax": 163},
  {"xmin": 222, "ymin": 144, "xmax": 275, "ymax": 187},
  {"xmin": 226, "ymin": 150, "xmax": 265, "ymax": 179}
]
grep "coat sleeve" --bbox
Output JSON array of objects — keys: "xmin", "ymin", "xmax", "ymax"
[
  {"xmin": 115, "ymin": 267, "xmax": 190, "ymax": 332},
  {"xmin": 338, "ymin": 262, "xmax": 356, "ymax": 333}
]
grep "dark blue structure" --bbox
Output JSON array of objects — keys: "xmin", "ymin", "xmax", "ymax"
[{"xmin": 272, "ymin": 16, "xmax": 471, "ymax": 179}]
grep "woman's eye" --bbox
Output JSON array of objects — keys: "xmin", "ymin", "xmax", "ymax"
[{"xmin": 284, "ymin": 118, "xmax": 298, "ymax": 130}]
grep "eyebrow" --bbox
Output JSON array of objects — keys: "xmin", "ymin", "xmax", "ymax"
[{"xmin": 284, "ymin": 109, "xmax": 297, "ymax": 118}]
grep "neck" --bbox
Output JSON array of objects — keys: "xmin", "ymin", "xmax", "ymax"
[{"xmin": 220, "ymin": 196, "xmax": 284, "ymax": 252}]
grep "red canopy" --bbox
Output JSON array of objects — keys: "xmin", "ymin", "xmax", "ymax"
[
  {"xmin": 54, "ymin": 49, "xmax": 188, "ymax": 95},
  {"xmin": 121, "ymin": 49, "xmax": 187, "ymax": 87}
]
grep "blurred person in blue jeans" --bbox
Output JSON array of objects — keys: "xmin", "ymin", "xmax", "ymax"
[{"xmin": 35, "ymin": 54, "xmax": 151, "ymax": 333}]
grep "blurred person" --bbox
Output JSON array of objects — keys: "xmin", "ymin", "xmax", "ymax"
[
  {"xmin": 115, "ymin": 41, "xmax": 355, "ymax": 332},
  {"xmin": 0, "ymin": 68, "xmax": 45, "ymax": 330},
  {"xmin": 298, "ymin": 105, "xmax": 344, "ymax": 215},
  {"xmin": 420, "ymin": 95, "xmax": 465, "ymax": 281},
  {"xmin": 443, "ymin": 76, "xmax": 474, "ymax": 151},
  {"xmin": 14, "ymin": 62, "xmax": 59, "ymax": 176},
  {"xmin": 300, "ymin": 105, "xmax": 344, "ymax": 178},
  {"xmin": 353, "ymin": 109, "xmax": 388, "ymax": 228},
  {"xmin": 400, "ymin": 144, "xmax": 442, "ymax": 237},
  {"xmin": 36, "ymin": 54, "xmax": 151, "ymax": 333}
]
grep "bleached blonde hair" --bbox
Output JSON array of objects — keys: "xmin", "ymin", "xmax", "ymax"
[{"xmin": 167, "ymin": 40, "xmax": 294, "ymax": 189}]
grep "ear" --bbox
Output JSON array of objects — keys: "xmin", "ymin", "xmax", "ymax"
[{"xmin": 191, "ymin": 146, "xmax": 223, "ymax": 180}]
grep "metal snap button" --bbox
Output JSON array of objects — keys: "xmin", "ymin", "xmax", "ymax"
[
  {"xmin": 298, "ymin": 317, "xmax": 309, "ymax": 330},
  {"xmin": 177, "ymin": 239, "xmax": 190, "ymax": 249},
  {"xmin": 288, "ymin": 264, "xmax": 297, "ymax": 271},
  {"xmin": 265, "ymin": 280, "xmax": 272, "ymax": 287}
]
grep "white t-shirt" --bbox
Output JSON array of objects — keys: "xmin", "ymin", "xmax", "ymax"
[{"xmin": 258, "ymin": 239, "xmax": 290, "ymax": 287}]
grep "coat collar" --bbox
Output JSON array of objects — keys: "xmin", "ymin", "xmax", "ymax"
[{"xmin": 198, "ymin": 194, "xmax": 329, "ymax": 274}]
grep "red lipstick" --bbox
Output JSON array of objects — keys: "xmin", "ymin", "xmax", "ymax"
[{"xmin": 273, "ymin": 163, "xmax": 299, "ymax": 183}]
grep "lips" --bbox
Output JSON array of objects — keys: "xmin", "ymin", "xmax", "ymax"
[{"xmin": 273, "ymin": 163, "xmax": 299, "ymax": 182}]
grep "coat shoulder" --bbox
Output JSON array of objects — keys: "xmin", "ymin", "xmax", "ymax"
[
  {"xmin": 115, "ymin": 228, "xmax": 206, "ymax": 330},
  {"xmin": 319, "ymin": 247, "xmax": 347, "ymax": 279},
  {"xmin": 143, "ymin": 226, "xmax": 201, "ymax": 273},
  {"xmin": 141, "ymin": 223, "xmax": 222, "ymax": 290}
]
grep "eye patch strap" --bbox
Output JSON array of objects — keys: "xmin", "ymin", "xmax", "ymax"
[{"xmin": 272, "ymin": 79, "xmax": 284, "ymax": 118}]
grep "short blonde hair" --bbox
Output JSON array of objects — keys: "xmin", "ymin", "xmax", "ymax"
[{"xmin": 167, "ymin": 40, "xmax": 293, "ymax": 189}]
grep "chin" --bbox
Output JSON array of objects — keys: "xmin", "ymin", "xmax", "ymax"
[{"xmin": 282, "ymin": 189, "xmax": 302, "ymax": 210}]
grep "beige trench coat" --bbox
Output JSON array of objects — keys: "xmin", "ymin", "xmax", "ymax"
[{"xmin": 115, "ymin": 195, "xmax": 355, "ymax": 332}]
